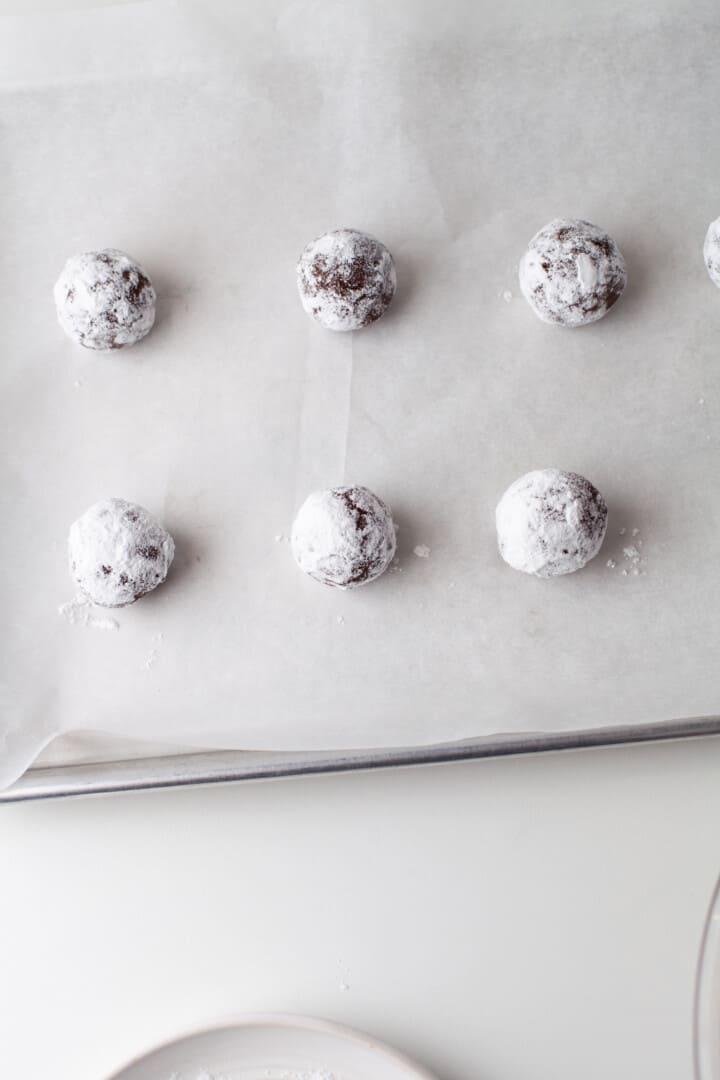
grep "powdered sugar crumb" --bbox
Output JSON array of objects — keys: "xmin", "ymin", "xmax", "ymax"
[
  {"xmin": 502, "ymin": 289, "xmax": 513, "ymax": 303},
  {"xmin": 413, "ymin": 544, "xmax": 431, "ymax": 558},
  {"xmin": 59, "ymin": 594, "xmax": 119, "ymax": 631},
  {"xmin": 336, "ymin": 615, "xmax": 345, "ymax": 626},
  {"xmin": 607, "ymin": 527, "xmax": 648, "ymax": 577}
]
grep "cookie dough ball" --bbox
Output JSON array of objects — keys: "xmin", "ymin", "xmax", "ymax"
[
  {"xmin": 519, "ymin": 219, "xmax": 627, "ymax": 326},
  {"xmin": 291, "ymin": 485, "xmax": 397, "ymax": 588},
  {"xmin": 54, "ymin": 249, "xmax": 156, "ymax": 350},
  {"xmin": 704, "ymin": 217, "xmax": 720, "ymax": 288},
  {"xmin": 496, "ymin": 469, "xmax": 607, "ymax": 577},
  {"xmin": 297, "ymin": 229, "xmax": 396, "ymax": 331},
  {"xmin": 68, "ymin": 498, "xmax": 175, "ymax": 607}
]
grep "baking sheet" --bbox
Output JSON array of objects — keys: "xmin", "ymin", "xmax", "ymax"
[{"xmin": 2, "ymin": 0, "xmax": 720, "ymax": 791}]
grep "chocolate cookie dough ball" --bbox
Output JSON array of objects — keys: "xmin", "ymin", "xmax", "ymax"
[
  {"xmin": 519, "ymin": 219, "xmax": 627, "ymax": 326},
  {"xmin": 68, "ymin": 498, "xmax": 175, "ymax": 607},
  {"xmin": 54, "ymin": 249, "xmax": 156, "ymax": 350},
  {"xmin": 291, "ymin": 485, "xmax": 397, "ymax": 588},
  {"xmin": 496, "ymin": 469, "xmax": 607, "ymax": 577},
  {"xmin": 704, "ymin": 217, "xmax": 720, "ymax": 288},
  {"xmin": 297, "ymin": 229, "xmax": 396, "ymax": 331}
]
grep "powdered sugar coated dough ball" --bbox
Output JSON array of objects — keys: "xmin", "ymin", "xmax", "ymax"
[
  {"xmin": 519, "ymin": 219, "xmax": 627, "ymax": 326},
  {"xmin": 704, "ymin": 217, "xmax": 720, "ymax": 288},
  {"xmin": 291, "ymin": 485, "xmax": 397, "ymax": 588},
  {"xmin": 297, "ymin": 229, "xmax": 396, "ymax": 331},
  {"xmin": 496, "ymin": 469, "xmax": 608, "ymax": 578},
  {"xmin": 54, "ymin": 249, "xmax": 156, "ymax": 350},
  {"xmin": 68, "ymin": 498, "xmax": 175, "ymax": 607}
]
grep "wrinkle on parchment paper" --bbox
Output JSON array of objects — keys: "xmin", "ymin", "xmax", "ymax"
[
  {"xmin": 294, "ymin": 330, "xmax": 354, "ymax": 503},
  {"xmin": 0, "ymin": 695, "xmax": 59, "ymax": 792}
]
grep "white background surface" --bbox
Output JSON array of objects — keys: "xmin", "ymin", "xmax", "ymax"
[
  {"xmin": 2, "ymin": 3, "xmax": 720, "ymax": 1079},
  {"xmin": 1, "ymin": 738, "xmax": 720, "ymax": 1080}
]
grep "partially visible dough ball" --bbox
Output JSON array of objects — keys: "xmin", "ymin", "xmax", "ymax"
[
  {"xmin": 291, "ymin": 485, "xmax": 397, "ymax": 588},
  {"xmin": 297, "ymin": 229, "xmax": 396, "ymax": 331},
  {"xmin": 54, "ymin": 249, "xmax": 156, "ymax": 350},
  {"xmin": 704, "ymin": 217, "xmax": 720, "ymax": 288},
  {"xmin": 519, "ymin": 219, "xmax": 627, "ymax": 326},
  {"xmin": 496, "ymin": 469, "xmax": 608, "ymax": 577},
  {"xmin": 68, "ymin": 498, "xmax": 175, "ymax": 607}
]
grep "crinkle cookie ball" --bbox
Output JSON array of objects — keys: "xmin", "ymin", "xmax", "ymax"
[
  {"xmin": 297, "ymin": 229, "xmax": 396, "ymax": 331},
  {"xmin": 54, "ymin": 249, "xmax": 156, "ymax": 350},
  {"xmin": 291, "ymin": 485, "xmax": 397, "ymax": 588},
  {"xmin": 496, "ymin": 469, "xmax": 608, "ymax": 577},
  {"xmin": 519, "ymin": 219, "xmax": 627, "ymax": 326},
  {"xmin": 68, "ymin": 498, "xmax": 175, "ymax": 607},
  {"xmin": 704, "ymin": 217, "xmax": 720, "ymax": 288}
]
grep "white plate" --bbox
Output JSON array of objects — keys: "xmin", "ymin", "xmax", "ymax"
[{"xmin": 108, "ymin": 1014, "xmax": 436, "ymax": 1080}]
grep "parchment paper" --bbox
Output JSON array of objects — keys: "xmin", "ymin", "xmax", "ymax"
[{"xmin": 3, "ymin": 0, "xmax": 720, "ymax": 789}]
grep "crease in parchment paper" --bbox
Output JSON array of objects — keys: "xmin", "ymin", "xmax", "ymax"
[{"xmin": 294, "ymin": 331, "xmax": 354, "ymax": 504}]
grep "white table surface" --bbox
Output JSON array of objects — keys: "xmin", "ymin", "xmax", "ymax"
[
  {"xmin": 1, "ymin": 736, "xmax": 720, "ymax": 1080},
  {"xmin": 2, "ymin": 3, "xmax": 719, "ymax": 1078}
]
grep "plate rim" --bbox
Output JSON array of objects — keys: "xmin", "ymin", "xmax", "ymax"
[{"xmin": 106, "ymin": 1011, "xmax": 438, "ymax": 1080}]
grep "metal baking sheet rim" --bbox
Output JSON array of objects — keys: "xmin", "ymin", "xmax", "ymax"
[{"xmin": 2, "ymin": 716, "xmax": 720, "ymax": 802}]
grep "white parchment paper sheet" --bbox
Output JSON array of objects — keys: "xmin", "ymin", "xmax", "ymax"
[{"xmin": 2, "ymin": 0, "xmax": 720, "ymax": 787}]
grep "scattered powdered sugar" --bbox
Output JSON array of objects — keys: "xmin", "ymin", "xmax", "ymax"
[
  {"xmin": 291, "ymin": 486, "xmax": 396, "ymax": 588},
  {"xmin": 413, "ymin": 544, "xmax": 431, "ymax": 558},
  {"xmin": 502, "ymin": 289, "xmax": 513, "ymax": 303},
  {"xmin": 519, "ymin": 219, "xmax": 627, "ymax": 326},
  {"xmin": 59, "ymin": 594, "xmax": 119, "ymax": 631},
  {"xmin": 296, "ymin": 229, "xmax": 396, "ymax": 332},
  {"xmin": 336, "ymin": 614, "xmax": 345, "ymax": 626},
  {"xmin": 339, "ymin": 981, "xmax": 350, "ymax": 991},
  {"xmin": 496, "ymin": 468, "xmax": 608, "ymax": 577},
  {"xmin": 605, "ymin": 527, "xmax": 648, "ymax": 576}
]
